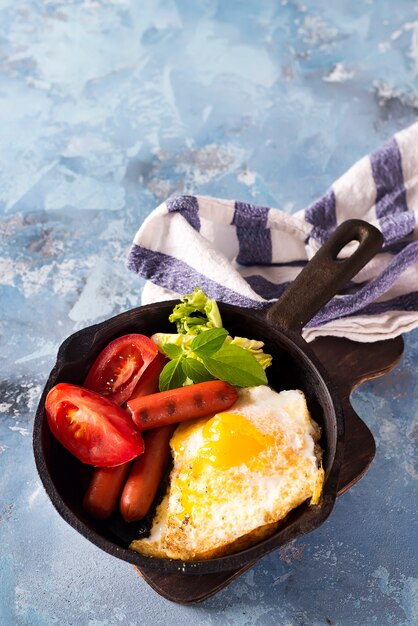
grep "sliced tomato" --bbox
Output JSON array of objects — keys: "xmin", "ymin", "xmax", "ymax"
[
  {"xmin": 45, "ymin": 383, "xmax": 145, "ymax": 467},
  {"xmin": 128, "ymin": 351, "xmax": 168, "ymax": 401},
  {"xmin": 83, "ymin": 334, "xmax": 158, "ymax": 406}
]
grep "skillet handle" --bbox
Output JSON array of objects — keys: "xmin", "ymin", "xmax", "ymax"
[{"xmin": 265, "ymin": 219, "xmax": 384, "ymax": 334}]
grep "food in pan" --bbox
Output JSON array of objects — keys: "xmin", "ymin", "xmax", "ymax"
[
  {"xmin": 127, "ymin": 380, "xmax": 239, "ymax": 429},
  {"xmin": 44, "ymin": 289, "xmax": 323, "ymax": 557},
  {"xmin": 152, "ymin": 288, "xmax": 272, "ymax": 391},
  {"xmin": 119, "ymin": 424, "xmax": 175, "ymax": 523},
  {"xmin": 129, "ymin": 384, "xmax": 323, "ymax": 560},
  {"xmin": 45, "ymin": 383, "xmax": 145, "ymax": 467},
  {"xmin": 84, "ymin": 334, "xmax": 158, "ymax": 405},
  {"xmin": 83, "ymin": 352, "xmax": 169, "ymax": 521}
]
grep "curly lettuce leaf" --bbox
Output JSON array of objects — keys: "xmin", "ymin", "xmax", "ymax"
[
  {"xmin": 226, "ymin": 336, "xmax": 272, "ymax": 370},
  {"xmin": 151, "ymin": 332, "xmax": 194, "ymax": 354},
  {"xmin": 168, "ymin": 288, "xmax": 222, "ymax": 334}
]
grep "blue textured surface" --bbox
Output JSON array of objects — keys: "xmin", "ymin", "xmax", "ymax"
[{"xmin": 1, "ymin": 2, "xmax": 417, "ymax": 624}]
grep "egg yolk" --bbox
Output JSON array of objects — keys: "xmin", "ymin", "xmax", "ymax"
[
  {"xmin": 171, "ymin": 412, "xmax": 275, "ymax": 520},
  {"xmin": 199, "ymin": 412, "xmax": 274, "ymax": 470}
]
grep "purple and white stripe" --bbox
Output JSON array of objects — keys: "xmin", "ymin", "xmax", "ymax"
[{"xmin": 127, "ymin": 122, "xmax": 418, "ymax": 342}]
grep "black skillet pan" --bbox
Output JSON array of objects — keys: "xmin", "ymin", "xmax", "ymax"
[{"xmin": 33, "ymin": 219, "xmax": 383, "ymax": 575}]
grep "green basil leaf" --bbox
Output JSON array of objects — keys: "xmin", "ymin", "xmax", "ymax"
[
  {"xmin": 159, "ymin": 358, "xmax": 186, "ymax": 391},
  {"xmin": 161, "ymin": 343, "xmax": 183, "ymax": 360},
  {"xmin": 181, "ymin": 357, "xmax": 215, "ymax": 384},
  {"xmin": 190, "ymin": 328, "xmax": 228, "ymax": 358},
  {"xmin": 204, "ymin": 344, "xmax": 268, "ymax": 387}
]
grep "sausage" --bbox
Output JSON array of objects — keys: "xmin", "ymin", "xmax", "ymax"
[
  {"xmin": 83, "ymin": 463, "xmax": 132, "ymax": 520},
  {"xmin": 119, "ymin": 424, "xmax": 175, "ymax": 522},
  {"xmin": 83, "ymin": 352, "xmax": 167, "ymax": 520},
  {"xmin": 126, "ymin": 380, "xmax": 239, "ymax": 430}
]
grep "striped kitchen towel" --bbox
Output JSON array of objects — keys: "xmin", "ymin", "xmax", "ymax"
[{"xmin": 127, "ymin": 122, "xmax": 418, "ymax": 342}]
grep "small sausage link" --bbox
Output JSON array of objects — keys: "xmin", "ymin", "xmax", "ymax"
[
  {"xmin": 127, "ymin": 380, "xmax": 238, "ymax": 430},
  {"xmin": 83, "ymin": 463, "xmax": 132, "ymax": 520},
  {"xmin": 119, "ymin": 424, "xmax": 175, "ymax": 522}
]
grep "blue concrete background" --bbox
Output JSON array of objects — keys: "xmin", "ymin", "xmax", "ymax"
[{"xmin": 1, "ymin": 1, "xmax": 417, "ymax": 624}]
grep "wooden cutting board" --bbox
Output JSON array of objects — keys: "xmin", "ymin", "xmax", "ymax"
[{"xmin": 134, "ymin": 335, "xmax": 404, "ymax": 604}]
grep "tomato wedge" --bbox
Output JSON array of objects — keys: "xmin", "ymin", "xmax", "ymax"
[
  {"xmin": 128, "ymin": 351, "xmax": 168, "ymax": 401},
  {"xmin": 45, "ymin": 383, "xmax": 145, "ymax": 467},
  {"xmin": 83, "ymin": 334, "xmax": 158, "ymax": 406}
]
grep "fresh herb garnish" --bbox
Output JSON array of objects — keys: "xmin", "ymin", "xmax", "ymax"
[
  {"xmin": 160, "ymin": 343, "xmax": 183, "ymax": 360},
  {"xmin": 190, "ymin": 328, "xmax": 228, "ymax": 358},
  {"xmin": 181, "ymin": 357, "xmax": 216, "ymax": 384},
  {"xmin": 159, "ymin": 358, "xmax": 187, "ymax": 392},
  {"xmin": 204, "ymin": 344, "xmax": 268, "ymax": 387},
  {"xmin": 159, "ymin": 327, "xmax": 267, "ymax": 390}
]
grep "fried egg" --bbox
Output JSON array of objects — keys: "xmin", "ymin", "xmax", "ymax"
[{"xmin": 130, "ymin": 385, "xmax": 324, "ymax": 561}]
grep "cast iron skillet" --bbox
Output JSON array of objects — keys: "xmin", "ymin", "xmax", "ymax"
[{"xmin": 33, "ymin": 219, "xmax": 383, "ymax": 575}]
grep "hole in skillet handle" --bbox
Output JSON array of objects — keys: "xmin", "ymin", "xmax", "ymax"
[
  {"xmin": 266, "ymin": 219, "xmax": 384, "ymax": 334},
  {"xmin": 335, "ymin": 239, "xmax": 360, "ymax": 260}
]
